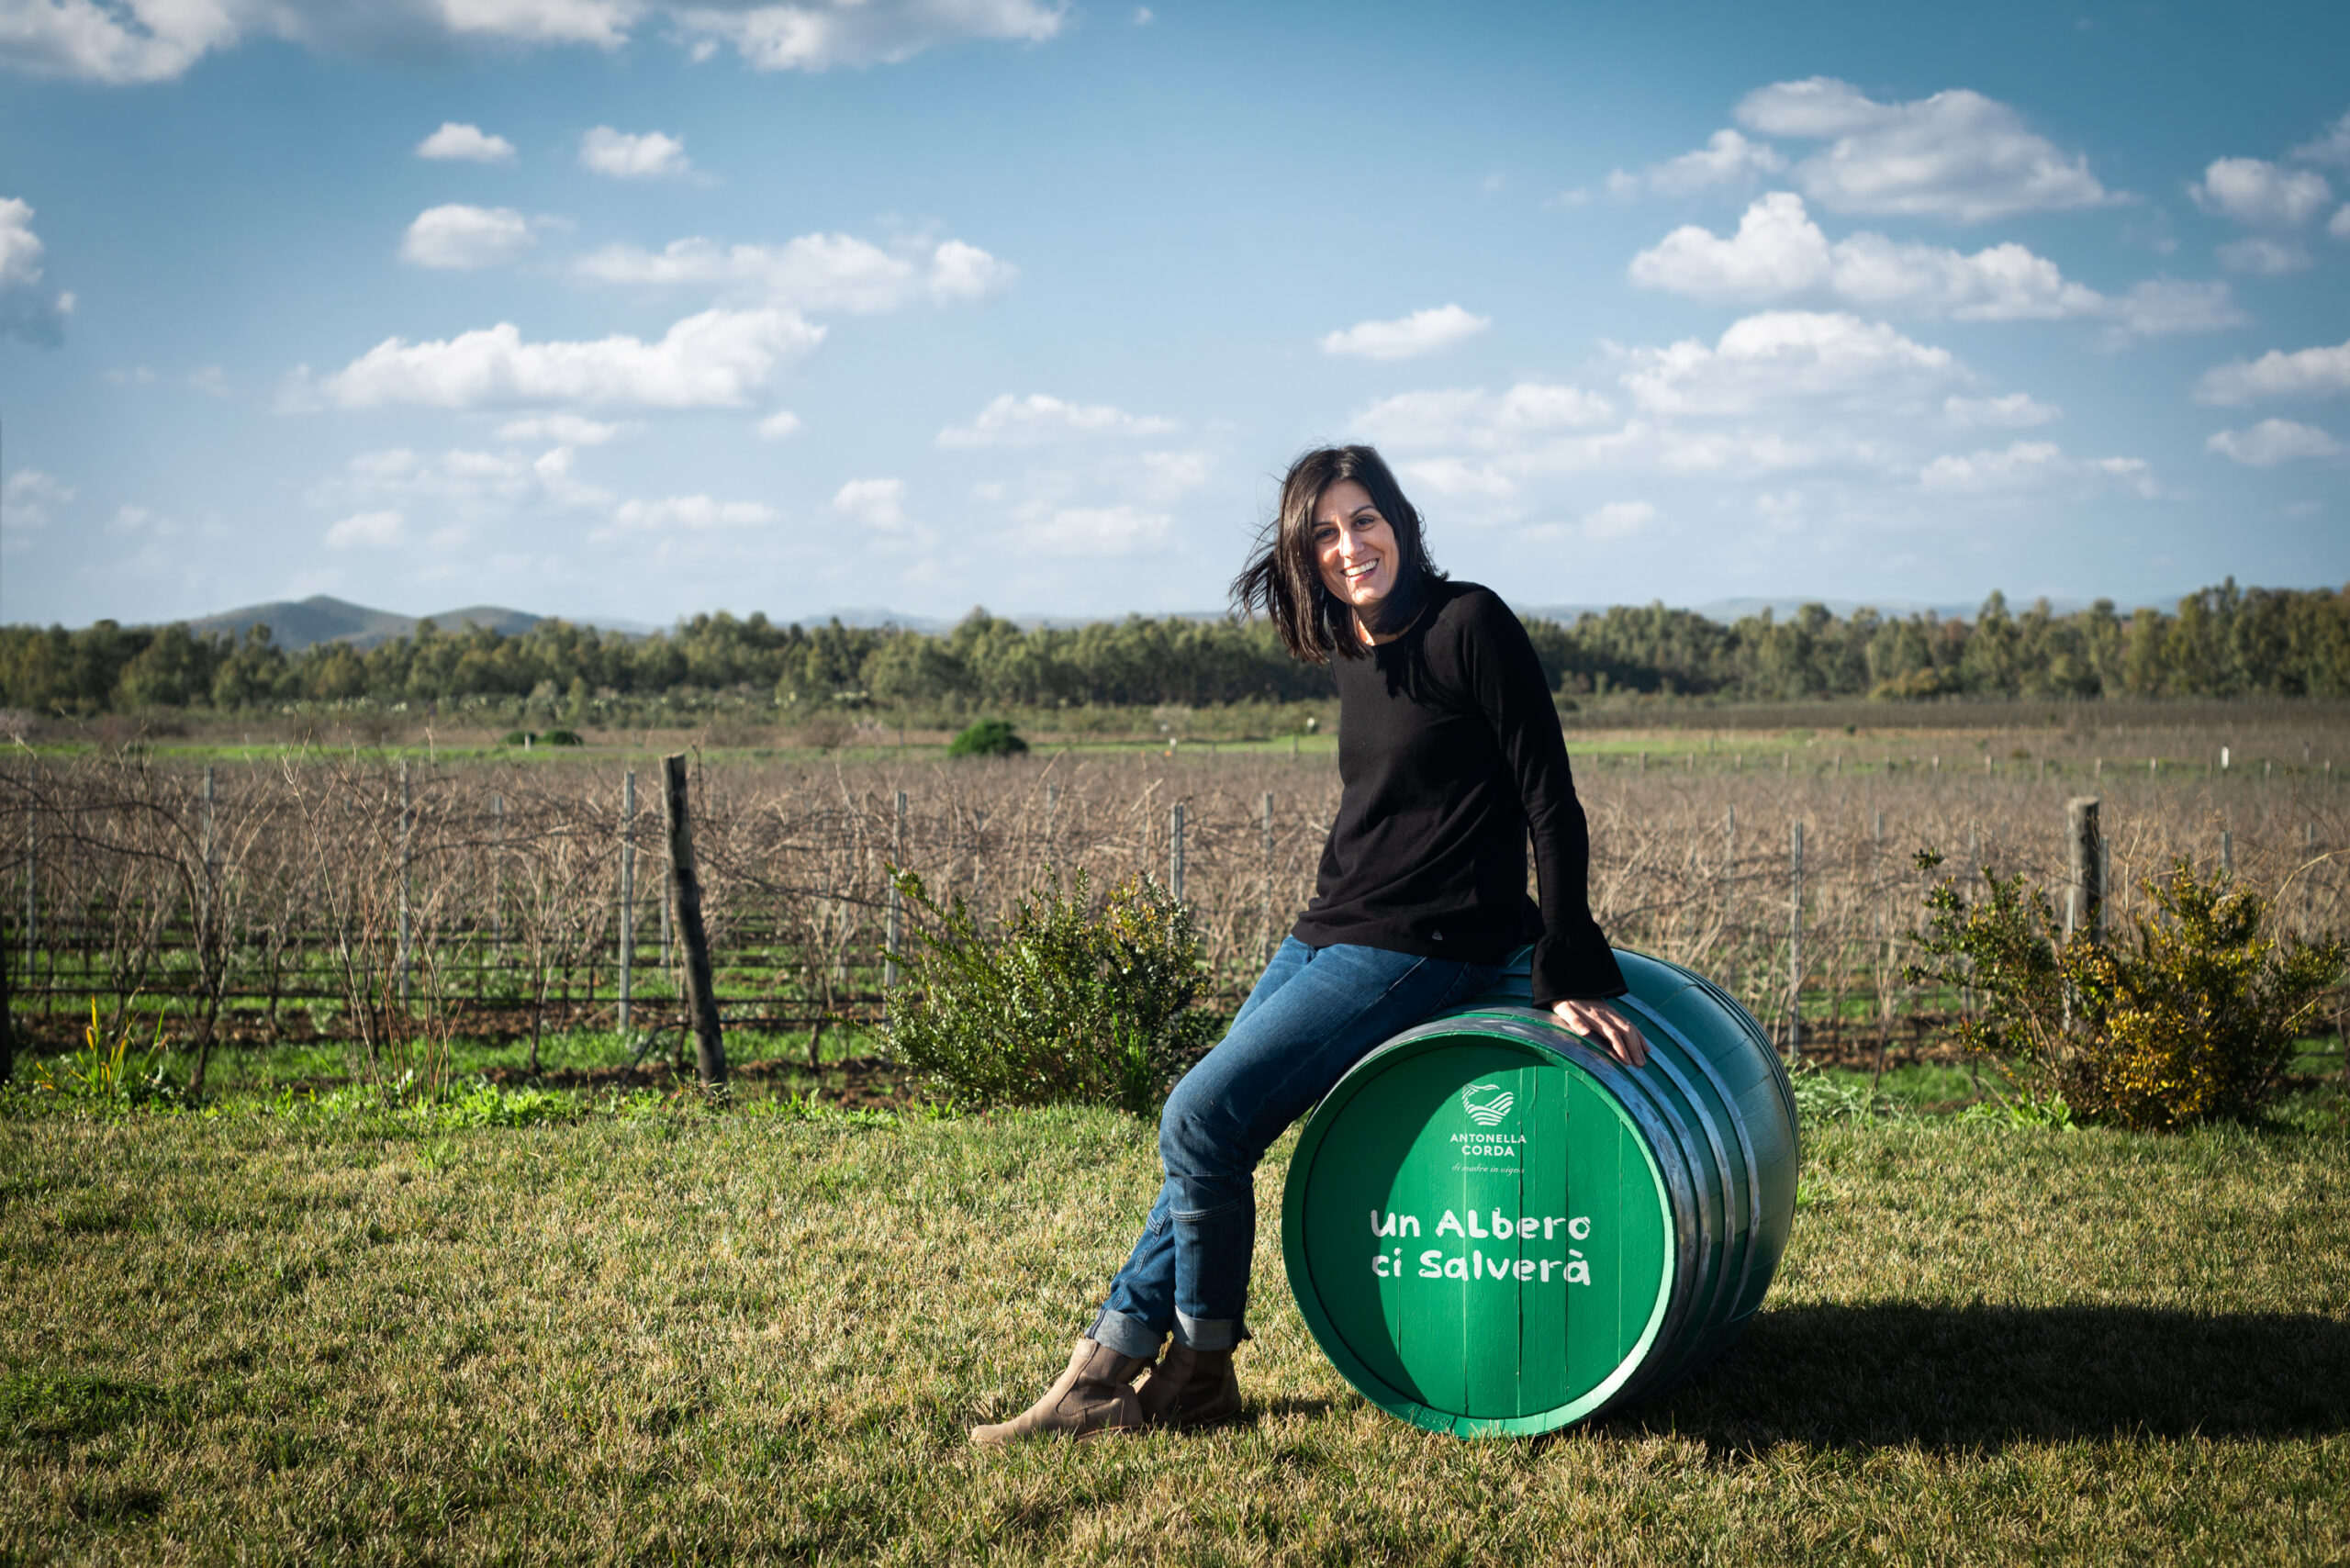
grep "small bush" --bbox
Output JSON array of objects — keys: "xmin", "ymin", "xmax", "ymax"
[
  {"xmin": 498, "ymin": 729, "xmax": 535, "ymax": 746},
  {"xmin": 539, "ymin": 728, "xmax": 585, "ymax": 746},
  {"xmin": 884, "ymin": 868, "xmax": 1216, "ymax": 1114},
  {"xmin": 27, "ymin": 1002, "xmax": 178, "ymax": 1111},
  {"xmin": 1907, "ymin": 854, "xmax": 2344, "ymax": 1130},
  {"xmin": 946, "ymin": 719, "xmax": 1027, "ymax": 757}
]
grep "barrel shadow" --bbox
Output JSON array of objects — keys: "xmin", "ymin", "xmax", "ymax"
[{"xmin": 1595, "ymin": 1303, "xmax": 2350, "ymax": 1452}]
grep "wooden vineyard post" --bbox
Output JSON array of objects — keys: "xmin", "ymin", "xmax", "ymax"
[
  {"xmin": 490, "ymin": 794, "xmax": 505, "ymax": 946},
  {"xmin": 618, "ymin": 769, "xmax": 636, "ymax": 1032},
  {"xmin": 0, "ymin": 890, "xmax": 10, "ymax": 1088},
  {"xmin": 1787, "ymin": 820, "xmax": 1803, "ymax": 1063},
  {"xmin": 1043, "ymin": 783, "xmax": 1058, "ymax": 879},
  {"xmin": 22, "ymin": 771, "xmax": 35, "ymax": 1008},
  {"xmin": 662, "ymin": 755, "xmax": 727, "ymax": 1089},
  {"xmin": 2065, "ymin": 797, "xmax": 2103, "ymax": 941},
  {"xmin": 2306, "ymin": 822, "xmax": 2319, "ymax": 940},
  {"xmin": 1171, "ymin": 802, "xmax": 1186, "ymax": 907},
  {"xmin": 397, "ymin": 760, "xmax": 413, "ymax": 1008},
  {"xmin": 885, "ymin": 789, "xmax": 907, "ymax": 993}
]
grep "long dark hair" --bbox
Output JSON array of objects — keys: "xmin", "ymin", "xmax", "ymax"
[{"xmin": 1230, "ymin": 444, "xmax": 1444, "ymax": 665}]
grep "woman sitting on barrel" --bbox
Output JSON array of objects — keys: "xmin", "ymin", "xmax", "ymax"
[{"xmin": 972, "ymin": 443, "xmax": 1646, "ymax": 1444}]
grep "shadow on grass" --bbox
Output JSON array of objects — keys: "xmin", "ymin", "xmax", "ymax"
[{"xmin": 1598, "ymin": 1304, "xmax": 2350, "ymax": 1453}]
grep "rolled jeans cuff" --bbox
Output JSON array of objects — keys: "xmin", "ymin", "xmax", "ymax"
[
  {"xmin": 1174, "ymin": 1312, "xmax": 1241, "ymax": 1351},
  {"xmin": 1086, "ymin": 1306, "xmax": 1163, "ymax": 1361}
]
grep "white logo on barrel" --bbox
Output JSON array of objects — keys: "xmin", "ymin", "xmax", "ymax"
[{"xmin": 1459, "ymin": 1083, "xmax": 1514, "ymax": 1126}]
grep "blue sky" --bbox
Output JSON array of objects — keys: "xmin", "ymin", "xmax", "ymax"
[{"xmin": 2, "ymin": 0, "xmax": 2346, "ymax": 631}]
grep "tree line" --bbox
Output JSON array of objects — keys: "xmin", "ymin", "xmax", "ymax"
[{"xmin": 2, "ymin": 579, "xmax": 2344, "ymax": 718}]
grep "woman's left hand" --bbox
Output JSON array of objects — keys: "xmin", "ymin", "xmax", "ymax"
[{"xmin": 1550, "ymin": 999, "xmax": 1648, "ymax": 1068}]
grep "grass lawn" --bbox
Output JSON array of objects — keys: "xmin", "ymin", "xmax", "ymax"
[{"xmin": 4, "ymin": 1085, "xmax": 2347, "ymax": 1564}]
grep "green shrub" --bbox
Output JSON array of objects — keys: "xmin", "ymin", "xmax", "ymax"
[
  {"xmin": 884, "ymin": 868, "xmax": 1216, "ymax": 1114},
  {"xmin": 1907, "ymin": 854, "xmax": 2344, "ymax": 1130},
  {"xmin": 539, "ymin": 727, "xmax": 584, "ymax": 746},
  {"xmin": 498, "ymin": 729, "xmax": 535, "ymax": 746},
  {"xmin": 946, "ymin": 719, "xmax": 1027, "ymax": 757},
  {"xmin": 27, "ymin": 1002, "xmax": 178, "ymax": 1111}
]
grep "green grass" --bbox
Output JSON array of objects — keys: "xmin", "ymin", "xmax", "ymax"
[{"xmin": 1, "ymin": 1086, "xmax": 2345, "ymax": 1564}]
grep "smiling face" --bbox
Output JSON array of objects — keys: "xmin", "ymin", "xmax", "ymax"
[{"xmin": 1312, "ymin": 478, "xmax": 1399, "ymax": 632}]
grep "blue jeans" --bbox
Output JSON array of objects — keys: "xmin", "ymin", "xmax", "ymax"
[{"xmin": 1087, "ymin": 937, "xmax": 1503, "ymax": 1358}]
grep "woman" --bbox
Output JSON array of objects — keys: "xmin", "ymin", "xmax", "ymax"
[{"xmin": 972, "ymin": 444, "xmax": 1645, "ymax": 1445}]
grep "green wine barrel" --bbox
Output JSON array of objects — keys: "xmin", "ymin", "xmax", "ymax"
[{"xmin": 1279, "ymin": 947, "xmax": 1798, "ymax": 1438}]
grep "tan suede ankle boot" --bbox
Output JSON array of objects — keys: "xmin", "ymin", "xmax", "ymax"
[
  {"xmin": 1136, "ymin": 1341, "xmax": 1242, "ymax": 1428},
  {"xmin": 969, "ymin": 1338, "xmax": 1151, "ymax": 1446}
]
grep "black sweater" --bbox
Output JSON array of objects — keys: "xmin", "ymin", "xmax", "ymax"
[{"xmin": 1291, "ymin": 580, "xmax": 1626, "ymax": 1007}]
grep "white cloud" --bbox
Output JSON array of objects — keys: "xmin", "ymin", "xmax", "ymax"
[
  {"xmin": 1010, "ymin": 503, "xmax": 1175, "ymax": 556},
  {"xmin": 0, "ymin": 196, "xmax": 73, "ymax": 345},
  {"xmin": 493, "ymin": 413, "xmax": 640, "ymax": 444},
  {"xmin": 927, "ymin": 238, "xmax": 1015, "ymax": 301},
  {"xmin": 936, "ymin": 392, "xmax": 1176, "ymax": 449},
  {"xmin": 438, "ymin": 0, "xmax": 635, "ymax": 45},
  {"xmin": 308, "ymin": 308, "xmax": 823, "ymax": 410},
  {"xmin": 400, "ymin": 205, "xmax": 536, "ymax": 269},
  {"xmin": 416, "ymin": 121, "xmax": 517, "ymax": 162},
  {"xmin": 0, "ymin": 0, "xmax": 1067, "ymax": 82},
  {"xmin": 1945, "ymin": 392, "xmax": 2060, "ymax": 428},
  {"xmin": 325, "ymin": 510, "xmax": 408, "ymax": 548},
  {"xmin": 579, "ymin": 126, "xmax": 690, "ymax": 179},
  {"xmin": 108, "ymin": 502, "xmax": 181, "ymax": 536},
  {"xmin": 1631, "ymin": 192, "xmax": 2239, "ymax": 340},
  {"xmin": 1629, "ymin": 192, "xmax": 2107, "ymax": 319},
  {"xmin": 3, "ymin": 467, "xmax": 73, "ymax": 531},
  {"xmin": 2191, "ymin": 157, "xmax": 2333, "ymax": 229},
  {"xmin": 1919, "ymin": 440, "xmax": 2154, "ymax": 498},
  {"xmin": 1355, "ymin": 383, "xmax": 1615, "ymax": 452},
  {"xmin": 1917, "ymin": 440, "xmax": 2065, "ymax": 493},
  {"xmin": 2333, "ymin": 206, "xmax": 2350, "ymax": 241},
  {"xmin": 2293, "ymin": 111, "xmax": 2350, "ymax": 167},
  {"xmin": 1628, "ymin": 192, "xmax": 1831, "ymax": 297},
  {"xmin": 2103, "ymin": 278, "xmax": 2247, "ymax": 340},
  {"xmin": 2206, "ymin": 419, "xmax": 2341, "ymax": 466},
  {"xmin": 755, "ymin": 409, "xmax": 802, "ymax": 440},
  {"xmin": 2196, "ymin": 337, "xmax": 2350, "ymax": 405},
  {"xmin": 607, "ymin": 494, "xmax": 780, "ymax": 532},
  {"xmin": 671, "ymin": 0, "xmax": 1062, "ymax": 73},
  {"xmin": 576, "ymin": 232, "xmax": 1012, "ymax": 310},
  {"xmin": 1734, "ymin": 77, "xmax": 2110, "ymax": 222},
  {"xmin": 1364, "ymin": 365, "xmax": 1931, "ymax": 501},
  {"xmin": 1620, "ymin": 311, "xmax": 1957, "ymax": 417},
  {"xmin": 1580, "ymin": 500, "xmax": 1657, "ymax": 541},
  {"xmin": 308, "ymin": 443, "xmax": 614, "ymax": 520},
  {"xmin": 1345, "ymin": 311, "xmax": 2091, "ymax": 512},
  {"xmin": 0, "ymin": 0, "xmax": 241, "ymax": 84},
  {"xmin": 0, "ymin": 197, "xmax": 49, "ymax": 292},
  {"xmin": 1319, "ymin": 304, "xmax": 1491, "ymax": 361},
  {"xmin": 2217, "ymin": 236, "xmax": 2311, "ymax": 275},
  {"xmin": 1606, "ymin": 129, "xmax": 1785, "ymax": 199},
  {"xmin": 833, "ymin": 477, "xmax": 907, "ymax": 529}
]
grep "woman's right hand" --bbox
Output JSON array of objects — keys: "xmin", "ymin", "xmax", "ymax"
[{"xmin": 1550, "ymin": 998, "xmax": 1649, "ymax": 1069}]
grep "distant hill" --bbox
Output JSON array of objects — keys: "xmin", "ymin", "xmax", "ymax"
[
  {"xmin": 179, "ymin": 596, "xmax": 545, "ymax": 653},
  {"xmin": 138, "ymin": 591, "xmax": 2183, "ymax": 655}
]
